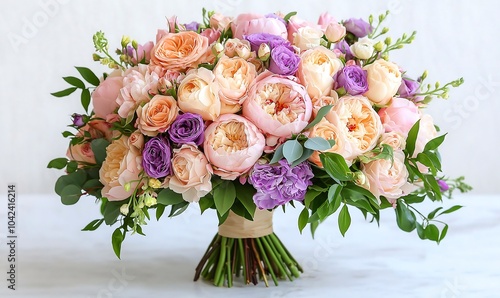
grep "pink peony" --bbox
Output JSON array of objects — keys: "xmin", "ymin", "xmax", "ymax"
[
  {"xmin": 231, "ymin": 14, "xmax": 287, "ymax": 39},
  {"xmin": 378, "ymin": 97, "xmax": 421, "ymax": 136},
  {"xmin": 92, "ymin": 70, "xmax": 123, "ymax": 118}
]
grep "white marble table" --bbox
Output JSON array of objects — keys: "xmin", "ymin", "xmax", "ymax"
[{"xmin": 0, "ymin": 193, "xmax": 498, "ymax": 298}]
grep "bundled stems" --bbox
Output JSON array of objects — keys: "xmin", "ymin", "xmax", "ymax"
[{"xmin": 194, "ymin": 233, "xmax": 302, "ymax": 287}]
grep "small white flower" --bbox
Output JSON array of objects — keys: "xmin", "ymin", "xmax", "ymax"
[{"xmin": 350, "ymin": 37, "xmax": 374, "ymax": 60}]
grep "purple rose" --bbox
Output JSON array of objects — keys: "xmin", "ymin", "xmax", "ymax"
[
  {"xmin": 398, "ymin": 78, "xmax": 420, "ymax": 98},
  {"xmin": 244, "ymin": 33, "xmax": 292, "ymax": 52},
  {"xmin": 269, "ymin": 45, "xmax": 300, "ymax": 76},
  {"xmin": 167, "ymin": 113, "xmax": 204, "ymax": 146},
  {"xmin": 334, "ymin": 40, "xmax": 354, "ymax": 60},
  {"xmin": 72, "ymin": 113, "xmax": 84, "ymax": 127},
  {"xmin": 343, "ymin": 18, "xmax": 373, "ymax": 37},
  {"xmin": 184, "ymin": 21, "xmax": 200, "ymax": 31},
  {"xmin": 142, "ymin": 136, "xmax": 172, "ymax": 178},
  {"xmin": 437, "ymin": 180, "xmax": 450, "ymax": 192},
  {"xmin": 249, "ymin": 160, "xmax": 314, "ymax": 209},
  {"xmin": 336, "ymin": 65, "xmax": 368, "ymax": 95}
]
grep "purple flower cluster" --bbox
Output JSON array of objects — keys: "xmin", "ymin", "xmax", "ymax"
[
  {"xmin": 398, "ymin": 78, "xmax": 420, "ymax": 98},
  {"xmin": 168, "ymin": 112, "xmax": 204, "ymax": 146},
  {"xmin": 245, "ymin": 33, "xmax": 300, "ymax": 76},
  {"xmin": 343, "ymin": 18, "xmax": 373, "ymax": 37},
  {"xmin": 249, "ymin": 160, "xmax": 314, "ymax": 210},
  {"xmin": 336, "ymin": 65, "xmax": 368, "ymax": 95},
  {"xmin": 142, "ymin": 136, "xmax": 172, "ymax": 178}
]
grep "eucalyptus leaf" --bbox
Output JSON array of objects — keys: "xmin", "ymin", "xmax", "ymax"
[
  {"xmin": 91, "ymin": 138, "xmax": 110, "ymax": 164},
  {"xmin": 303, "ymin": 105, "xmax": 333, "ymax": 130},
  {"xmin": 47, "ymin": 158, "xmax": 68, "ymax": 169},
  {"xmin": 283, "ymin": 139, "xmax": 303, "ymax": 164},
  {"xmin": 269, "ymin": 144, "xmax": 284, "ymax": 164},
  {"xmin": 304, "ymin": 137, "xmax": 332, "ymax": 151},
  {"xmin": 60, "ymin": 185, "xmax": 82, "ymax": 205}
]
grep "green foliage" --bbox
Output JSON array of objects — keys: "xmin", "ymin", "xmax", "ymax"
[{"xmin": 213, "ymin": 180, "xmax": 236, "ymax": 218}]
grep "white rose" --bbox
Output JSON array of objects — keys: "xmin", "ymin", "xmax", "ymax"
[
  {"xmin": 363, "ymin": 59, "xmax": 402, "ymax": 106},
  {"xmin": 293, "ymin": 27, "xmax": 324, "ymax": 51},
  {"xmin": 350, "ymin": 37, "xmax": 374, "ymax": 59}
]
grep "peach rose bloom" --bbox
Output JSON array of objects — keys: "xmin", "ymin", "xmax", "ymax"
[
  {"xmin": 150, "ymin": 31, "xmax": 211, "ymax": 72},
  {"xmin": 66, "ymin": 142, "xmax": 95, "ymax": 165},
  {"xmin": 287, "ymin": 15, "xmax": 318, "ymax": 43},
  {"xmin": 363, "ymin": 59, "xmax": 402, "ymax": 106},
  {"xmin": 214, "ymin": 56, "xmax": 256, "ymax": 112},
  {"xmin": 361, "ymin": 150, "xmax": 409, "ymax": 201},
  {"xmin": 116, "ymin": 64, "xmax": 160, "ymax": 118},
  {"xmin": 210, "ymin": 13, "xmax": 233, "ymax": 32},
  {"xmin": 378, "ymin": 132, "xmax": 406, "ymax": 150},
  {"xmin": 136, "ymin": 95, "xmax": 179, "ymax": 136},
  {"xmin": 79, "ymin": 118, "xmax": 114, "ymax": 141},
  {"xmin": 224, "ymin": 39, "xmax": 250, "ymax": 58},
  {"xmin": 311, "ymin": 91, "xmax": 339, "ymax": 117},
  {"xmin": 99, "ymin": 135, "xmax": 142, "ymax": 201},
  {"xmin": 167, "ymin": 144, "xmax": 213, "ymax": 203},
  {"xmin": 378, "ymin": 97, "xmax": 420, "ymax": 135},
  {"xmin": 92, "ymin": 69, "xmax": 123, "ymax": 118},
  {"xmin": 200, "ymin": 28, "xmax": 221, "ymax": 44},
  {"xmin": 297, "ymin": 46, "xmax": 342, "ymax": 100},
  {"xmin": 128, "ymin": 131, "xmax": 144, "ymax": 151},
  {"xmin": 231, "ymin": 14, "xmax": 287, "ymax": 39},
  {"xmin": 177, "ymin": 68, "xmax": 221, "ymax": 121},
  {"xmin": 307, "ymin": 118, "xmax": 354, "ymax": 167},
  {"xmin": 293, "ymin": 27, "xmax": 324, "ymax": 51},
  {"xmin": 326, "ymin": 95, "xmax": 383, "ymax": 160},
  {"xmin": 204, "ymin": 114, "xmax": 265, "ymax": 180},
  {"xmin": 243, "ymin": 71, "xmax": 312, "ymax": 138}
]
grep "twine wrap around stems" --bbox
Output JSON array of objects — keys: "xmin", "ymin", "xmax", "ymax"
[{"xmin": 218, "ymin": 210, "xmax": 273, "ymax": 238}]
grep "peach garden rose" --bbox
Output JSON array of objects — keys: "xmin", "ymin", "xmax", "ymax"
[
  {"xmin": 136, "ymin": 95, "xmax": 179, "ymax": 137},
  {"xmin": 363, "ymin": 59, "xmax": 402, "ymax": 106}
]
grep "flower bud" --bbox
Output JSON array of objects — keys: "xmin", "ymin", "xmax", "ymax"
[
  {"xmin": 120, "ymin": 204, "xmax": 129, "ymax": 215},
  {"xmin": 123, "ymin": 182, "xmax": 131, "ymax": 192},
  {"xmin": 235, "ymin": 43, "xmax": 251, "ymax": 60},
  {"xmin": 121, "ymin": 35, "xmax": 131, "ymax": 47},
  {"xmin": 131, "ymin": 40, "xmax": 139, "ymax": 50},
  {"xmin": 92, "ymin": 53, "xmax": 101, "ymax": 61},
  {"xmin": 325, "ymin": 23, "xmax": 346, "ymax": 43},
  {"xmin": 144, "ymin": 195, "xmax": 157, "ymax": 207},
  {"xmin": 148, "ymin": 178, "xmax": 162, "ymax": 189},
  {"xmin": 212, "ymin": 42, "xmax": 224, "ymax": 57},
  {"xmin": 384, "ymin": 37, "xmax": 392, "ymax": 45},
  {"xmin": 373, "ymin": 41, "xmax": 384, "ymax": 52},
  {"xmin": 258, "ymin": 43, "xmax": 271, "ymax": 61}
]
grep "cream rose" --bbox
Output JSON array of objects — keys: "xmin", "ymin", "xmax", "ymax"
[
  {"xmin": 363, "ymin": 59, "xmax": 402, "ymax": 106},
  {"xmin": 326, "ymin": 95, "xmax": 383, "ymax": 160},
  {"xmin": 307, "ymin": 118, "xmax": 354, "ymax": 167},
  {"xmin": 293, "ymin": 27, "xmax": 324, "ymax": 52},
  {"xmin": 150, "ymin": 31, "xmax": 211, "ymax": 72},
  {"xmin": 378, "ymin": 132, "xmax": 406, "ymax": 150},
  {"xmin": 136, "ymin": 95, "xmax": 179, "ymax": 136},
  {"xmin": 99, "ymin": 135, "xmax": 142, "ymax": 201},
  {"xmin": 361, "ymin": 150, "xmax": 409, "ymax": 201},
  {"xmin": 350, "ymin": 37, "xmax": 374, "ymax": 60},
  {"xmin": 297, "ymin": 46, "xmax": 343, "ymax": 100},
  {"xmin": 177, "ymin": 67, "xmax": 221, "ymax": 121},
  {"xmin": 167, "ymin": 144, "xmax": 212, "ymax": 203},
  {"xmin": 213, "ymin": 56, "xmax": 256, "ymax": 112},
  {"xmin": 204, "ymin": 114, "xmax": 265, "ymax": 180},
  {"xmin": 414, "ymin": 114, "xmax": 438, "ymax": 156}
]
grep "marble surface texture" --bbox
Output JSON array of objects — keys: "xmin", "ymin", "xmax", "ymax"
[{"xmin": 0, "ymin": 194, "xmax": 498, "ymax": 298}]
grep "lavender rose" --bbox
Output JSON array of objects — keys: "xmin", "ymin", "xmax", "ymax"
[
  {"xmin": 343, "ymin": 18, "xmax": 373, "ymax": 37},
  {"xmin": 72, "ymin": 113, "xmax": 84, "ymax": 127},
  {"xmin": 244, "ymin": 33, "xmax": 292, "ymax": 52},
  {"xmin": 336, "ymin": 65, "xmax": 368, "ymax": 95},
  {"xmin": 168, "ymin": 113, "xmax": 205, "ymax": 146},
  {"xmin": 249, "ymin": 160, "xmax": 313, "ymax": 209},
  {"xmin": 269, "ymin": 45, "xmax": 300, "ymax": 76},
  {"xmin": 334, "ymin": 40, "xmax": 354, "ymax": 60},
  {"xmin": 184, "ymin": 21, "xmax": 200, "ymax": 31},
  {"xmin": 142, "ymin": 136, "xmax": 172, "ymax": 178},
  {"xmin": 398, "ymin": 78, "xmax": 420, "ymax": 98}
]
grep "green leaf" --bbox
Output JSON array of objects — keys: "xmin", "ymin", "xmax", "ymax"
[
  {"xmin": 156, "ymin": 204, "xmax": 166, "ymax": 220},
  {"xmin": 298, "ymin": 208, "xmax": 309, "ymax": 233},
  {"xmin": 91, "ymin": 138, "xmax": 110, "ymax": 164},
  {"xmin": 283, "ymin": 11, "xmax": 298, "ymax": 22},
  {"xmin": 424, "ymin": 174, "xmax": 442, "ymax": 201},
  {"xmin": 51, "ymin": 87, "xmax": 78, "ymax": 97},
  {"xmin": 424, "ymin": 224, "xmax": 439, "ymax": 242},
  {"xmin": 338, "ymin": 204, "xmax": 351, "ymax": 237},
  {"xmin": 427, "ymin": 207, "xmax": 443, "ymax": 220},
  {"xmin": 112, "ymin": 228, "xmax": 124, "ymax": 259},
  {"xmin": 168, "ymin": 202, "xmax": 189, "ymax": 217},
  {"xmin": 395, "ymin": 202, "xmax": 416, "ymax": 232},
  {"xmin": 290, "ymin": 148, "xmax": 314, "ymax": 167},
  {"xmin": 405, "ymin": 119, "xmax": 420, "ymax": 157},
  {"xmin": 47, "ymin": 158, "xmax": 68, "ymax": 169},
  {"xmin": 75, "ymin": 66, "xmax": 100, "ymax": 86},
  {"xmin": 320, "ymin": 152, "xmax": 352, "ymax": 182},
  {"xmin": 60, "ymin": 184, "xmax": 82, "ymax": 205},
  {"xmin": 81, "ymin": 88, "xmax": 91, "ymax": 112},
  {"xmin": 424, "ymin": 134, "xmax": 447, "ymax": 152},
  {"xmin": 63, "ymin": 76, "xmax": 85, "ymax": 89},
  {"xmin": 310, "ymin": 220, "xmax": 319, "ymax": 238},
  {"xmin": 425, "ymin": 152, "xmax": 442, "ymax": 171},
  {"xmin": 283, "ymin": 139, "xmax": 303, "ymax": 164},
  {"xmin": 438, "ymin": 224, "xmax": 449, "ymax": 243},
  {"xmin": 213, "ymin": 181, "xmax": 236, "ymax": 216},
  {"xmin": 217, "ymin": 208, "xmax": 230, "ymax": 225},
  {"xmin": 62, "ymin": 131, "xmax": 74, "ymax": 138},
  {"xmin": 157, "ymin": 188, "xmax": 185, "ymax": 206},
  {"xmin": 402, "ymin": 194, "xmax": 425, "ymax": 204},
  {"xmin": 82, "ymin": 179, "xmax": 102, "ymax": 191},
  {"xmin": 81, "ymin": 219, "xmax": 104, "ymax": 231},
  {"xmin": 327, "ymin": 184, "xmax": 342, "ymax": 204},
  {"xmin": 438, "ymin": 205, "xmax": 463, "ymax": 216},
  {"xmin": 54, "ymin": 170, "xmax": 87, "ymax": 195},
  {"xmin": 304, "ymin": 137, "xmax": 332, "ymax": 151},
  {"xmin": 416, "ymin": 222, "xmax": 426, "ymax": 239},
  {"xmin": 304, "ymin": 189, "xmax": 322, "ymax": 208},
  {"xmin": 199, "ymin": 195, "xmax": 214, "ymax": 214},
  {"xmin": 104, "ymin": 200, "xmax": 124, "ymax": 225},
  {"xmin": 303, "ymin": 105, "xmax": 333, "ymax": 130},
  {"xmin": 269, "ymin": 144, "xmax": 284, "ymax": 164},
  {"xmin": 235, "ymin": 184, "xmax": 256, "ymax": 218},
  {"xmin": 343, "ymin": 183, "xmax": 379, "ymax": 207},
  {"xmin": 66, "ymin": 161, "xmax": 78, "ymax": 173}
]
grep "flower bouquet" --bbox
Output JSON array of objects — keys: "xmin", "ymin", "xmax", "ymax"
[{"xmin": 49, "ymin": 9, "xmax": 471, "ymax": 287}]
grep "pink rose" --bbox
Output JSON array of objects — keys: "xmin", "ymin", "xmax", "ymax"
[
  {"xmin": 378, "ymin": 97, "xmax": 420, "ymax": 136},
  {"xmin": 92, "ymin": 70, "xmax": 123, "ymax": 118},
  {"xmin": 317, "ymin": 12, "xmax": 337, "ymax": 29},
  {"xmin": 127, "ymin": 41, "xmax": 154, "ymax": 65},
  {"xmin": 167, "ymin": 144, "xmax": 213, "ymax": 202},
  {"xmin": 99, "ymin": 135, "xmax": 142, "ymax": 201},
  {"xmin": 200, "ymin": 28, "xmax": 221, "ymax": 44},
  {"xmin": 66, "ymin": 142, "xmax": 95, "ymax": 165},
  {"xmin": 287, "ymin": 15, "xmax": 317, "ymax": 43},
  {"xmin": 242, "ymin": 71, "xmax": 312, "ymax": 138},
  {"xmin": 231, "ymin": 14, "xmax": 287, "ymax": 39},
  {"xmin": 204, "ymin": 114, "xmax": 265, "ymax": 180},
  {"xmin": 361, "ymin": 150, "xmax": 410, "ymax": 202}
]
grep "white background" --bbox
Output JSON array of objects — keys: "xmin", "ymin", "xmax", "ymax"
[{"xmin": 0, "ymin": 0, "xmax": 497, "ymax": 194}]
